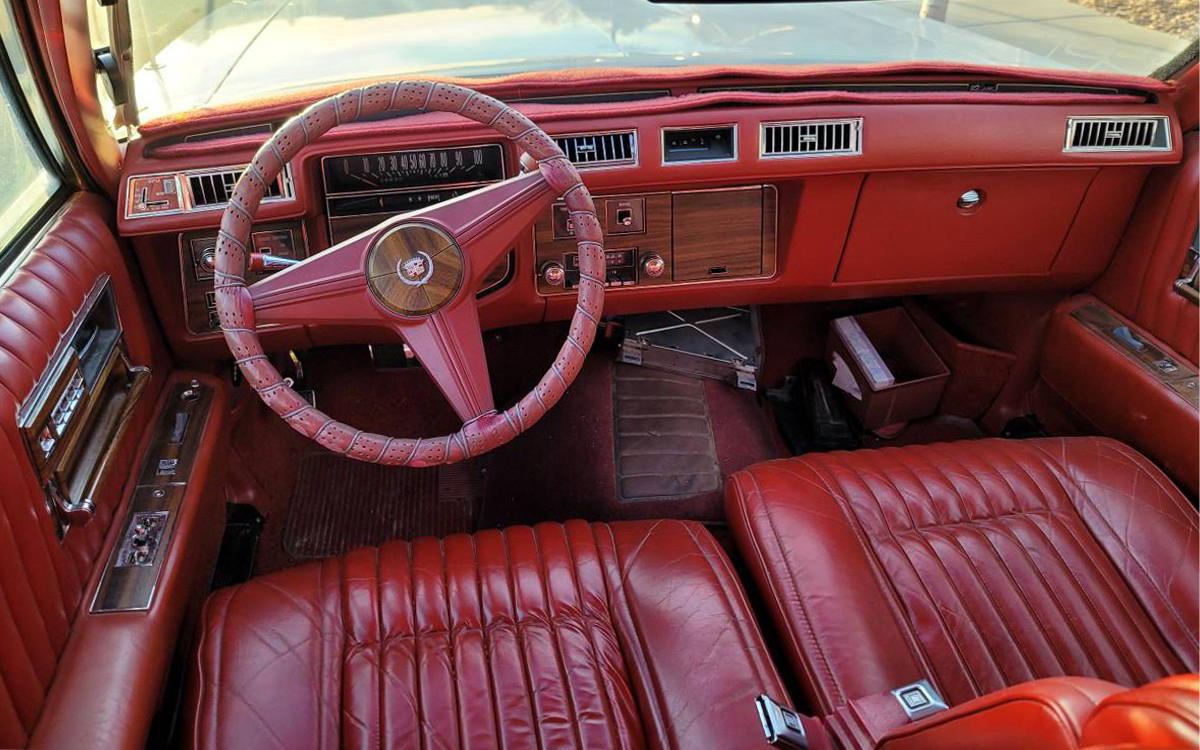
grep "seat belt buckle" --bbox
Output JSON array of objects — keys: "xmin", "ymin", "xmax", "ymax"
[
  {"xmin": 756, "ymin": 695, "xmax": 809, "ymax": 749},
  {"xmin": 890, "ymin": 679, "xmax": 948, "ymax": 721}
]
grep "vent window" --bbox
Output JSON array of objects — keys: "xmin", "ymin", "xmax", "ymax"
[
  {"xmin": 1065, "ymin": 116, "xmax": 1170, "ymax": 152},
  {"xmin": 760, "ymin": 118, "xmax": 862, "ymax": 158},
  {"xmin": 187, "ymin": 166, "xmax": 288, "ymax": 208},
  {"xmin": 553, "ymin": 131, "xmax": 637, "ymax": 167}
]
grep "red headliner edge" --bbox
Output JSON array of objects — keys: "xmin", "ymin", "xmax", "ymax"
[{"xmin": 136, "ymin": 61, "xmax": 1176, "ymax": 138}]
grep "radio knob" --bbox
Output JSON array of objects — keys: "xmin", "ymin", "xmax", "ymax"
[
  {"xmin": 541, "ymin": 261, "xmax": 566, "ymax": 287},
  {"xmin": 641, "ymin": 253, "xmax": 666, "ymax": 279}
]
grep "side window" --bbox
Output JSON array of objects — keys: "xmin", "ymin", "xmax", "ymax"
[{"xmin": 0, "ymin": 1, "xmax": 67, "ymax": 266}]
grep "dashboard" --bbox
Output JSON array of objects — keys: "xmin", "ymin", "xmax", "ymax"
[{"xmin": 113, "ymin": 69, "xmax": 1186, "ymax": 360}]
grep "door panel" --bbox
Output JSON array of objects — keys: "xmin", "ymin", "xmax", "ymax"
[
  {"xmin": 0, "ymin": 194, "xmax": 167, "ymax": 746},
  {"xmin": 1035, "ymin": 132, "xmax": 1199, "ymax": 495},
  {"xmin": 1036, "ymin": 296, "xmax": 1198, "ymax": 495},
  {"xmin": 1092, "ymin": 132, "xmax": 1199, "ymax": 365}
]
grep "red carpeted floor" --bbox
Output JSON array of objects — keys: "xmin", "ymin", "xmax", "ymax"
[
  {"xmin": 235, "ymin": 327, "xmax": 785, "ymax": 575},
  {"xmin": 480, "ymin": 339, "xmax": 781, "ymax": 527}
]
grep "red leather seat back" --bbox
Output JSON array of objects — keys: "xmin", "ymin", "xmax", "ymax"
[
  {"xmin": 188, "ymin": 520, "xmax": 791, "ymax": 750},
  {"xmin": 727, "ymin": 437, "xmax": 1200, "ymax": 715},
  {"xmin": 0, "ymin": 195, "xmax": 164, "ymax": 746}
]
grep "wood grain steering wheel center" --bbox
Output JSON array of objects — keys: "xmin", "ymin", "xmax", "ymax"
[{"xmin": 366, "ymin": 223, "xmax": 464, "ymax": 316}]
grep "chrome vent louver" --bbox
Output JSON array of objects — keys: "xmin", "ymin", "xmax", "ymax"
[
  {"xmin": 553, "ymin": 130, "xmax": 637, "ymax": 167},
  {"xmin": 1064, "ymin": 116, "xmax": 1170, "ymax": 152},
  {"xmin": 760, "ymin": 118, "xmax": 862, "ymax": 158},
  {"xmin": 186, "ymin": 165, "xmax": 290, "ymax": 208}
]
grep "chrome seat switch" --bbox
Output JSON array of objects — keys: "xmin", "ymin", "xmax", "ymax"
[{"xmin": 116, "ymin": 510, "xmax": 169, "ymax": 567}]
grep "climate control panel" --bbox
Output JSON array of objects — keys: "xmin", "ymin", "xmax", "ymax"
[{"xmin": 533, "ymin": 186, "xmax": 776, "ymax": 296}]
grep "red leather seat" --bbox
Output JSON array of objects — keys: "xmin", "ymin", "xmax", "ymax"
[
  {"xmin": 727, "ymin": 437, "xmax": 1200, "ymax": 717},
  {"xmin": 187, "ymin": 519, "xmax": 789, "ymax": 749}
]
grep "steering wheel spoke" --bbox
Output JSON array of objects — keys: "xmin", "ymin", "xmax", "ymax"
[
  {"xmin": 248, "ymin": 232, "xmax": 381, "ymax": 327},
  {"xmin": 395, "ymin": 299, "xmax": 495, "ymax": 423},
  {"xmin": 405, "ymin": 170, "xmax": 555, "ymax": 288}
]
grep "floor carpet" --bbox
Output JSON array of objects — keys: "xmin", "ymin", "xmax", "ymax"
[{"xmin": 283, "ymin": 454, "xmax": 484, "ymax": 560}]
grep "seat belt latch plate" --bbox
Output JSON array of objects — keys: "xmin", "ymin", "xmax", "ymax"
[{"xmin": 755, "ymin": 694, "xmax": 809, "ymax": 749}]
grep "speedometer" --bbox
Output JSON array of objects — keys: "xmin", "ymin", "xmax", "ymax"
[{"xmin": 322, "ymin": 144, "xmax": 505, "ymax": 194}]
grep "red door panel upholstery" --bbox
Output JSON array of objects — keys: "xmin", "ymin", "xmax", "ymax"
[
  {"xmin": 0, "ymin": 195, "xmax": 167, "ymax": 747},
  {"xmin": 188, "ymin": 520, "xmax": 789, "ymax": 750},
  {"xmin": 31, "ymin": 370, "xmax": 229, "ymax": 750},
  {"xmin": 726, "ymin": 438, "xmax": 1199, "ymax": 717},
  {"xmin": 1092, "ymin": 132, "xmax": 1198, "ymax": 365},
  {"xmin": 1034, "ymin": 135, "xmax": 1199, "ymax": 495},
  {"xmin": 1035, "ymin": 295, "xmax": 1199, "ymax": 496}
]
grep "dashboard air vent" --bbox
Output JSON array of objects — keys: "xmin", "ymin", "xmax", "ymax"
[
  {"xmin": 553, "ymin": 130, "xmax": 637, "ymax": 167},
  {"xmin": 1064, "ymin": 116, "xmax": 1170, "ymax": 152},
  {"xmin": 760, "ymin": 118, "xmax": 862, "ymax": 158},
  {"xmin": 186, "ymin": 165, "xmax": 290, "ymax": 209}
]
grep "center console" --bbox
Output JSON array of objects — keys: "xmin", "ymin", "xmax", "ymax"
[{"xmin": 533, "ymin": 184, "xmax": 777, "ymax": 294}]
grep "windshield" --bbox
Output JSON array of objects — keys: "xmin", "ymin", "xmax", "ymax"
[{"xmin": 111, "ymin": 0, "xmax": 1196, "ymax": 122}]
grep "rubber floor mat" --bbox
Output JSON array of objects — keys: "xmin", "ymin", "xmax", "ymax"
[
  {"xmin": 613, "ymin": 364, "xmax": 721, "ymax": 501},
  {"xmin": 283, "ymin": 454, "xmax": 483, "ymax": 560}
]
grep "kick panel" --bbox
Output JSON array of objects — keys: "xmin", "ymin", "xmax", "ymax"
[{"xmin": 534, "ymin": 185, "xmax": 776, "ymax": 295}]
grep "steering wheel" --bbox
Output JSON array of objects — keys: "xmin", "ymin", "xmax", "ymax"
[{"xmin": 213, "ymin": 82, "xmax": 605, "ymax": 467}]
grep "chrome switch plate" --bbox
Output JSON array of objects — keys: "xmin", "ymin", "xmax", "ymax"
[{"xmin": 116, "ymin": 510, "xmax": 169, "ymax": 567}]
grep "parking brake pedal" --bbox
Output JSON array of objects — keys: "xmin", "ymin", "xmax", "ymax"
[{"xmin": 284, "ymin": 350, "xmax": 316, "ymax": 406}]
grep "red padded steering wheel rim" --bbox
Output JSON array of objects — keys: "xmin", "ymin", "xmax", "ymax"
[{"xmin": 213, "ymin": 82, "xmax": 605, "ymax": 467}]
